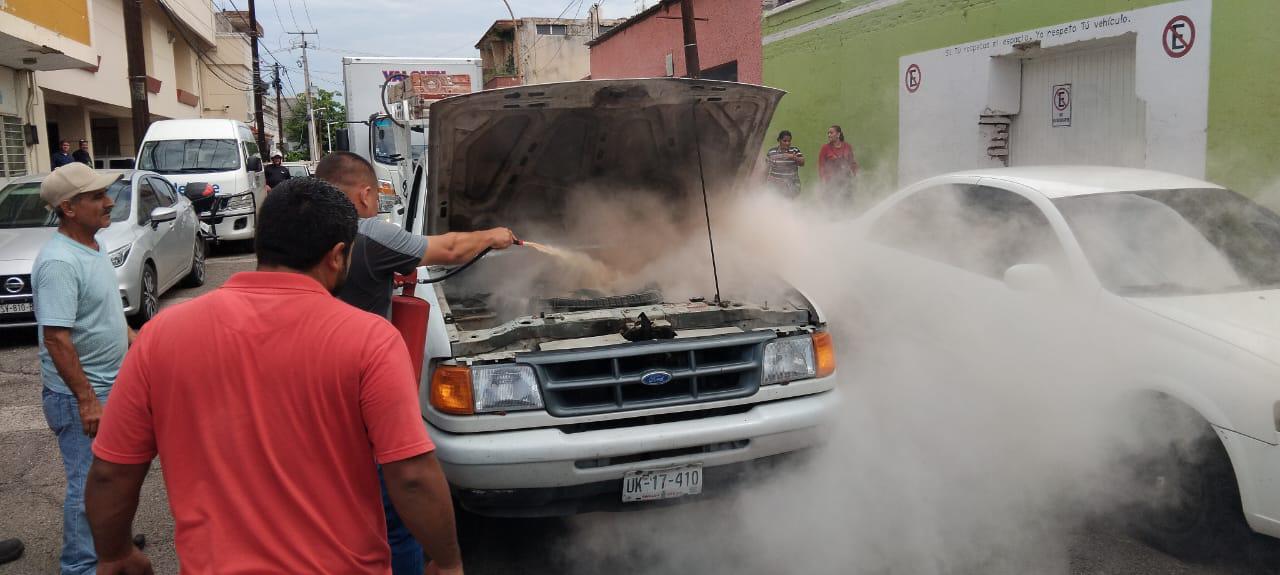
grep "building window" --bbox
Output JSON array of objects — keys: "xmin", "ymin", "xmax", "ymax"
[
  {"xmin": 598, "ymin": 24, "xmax": 614, "ymax": 33},
  {"xmin": 536, "ymin": 24, "xmax": 569, "ymax": 35},
  {"xmin": 0, "ymin": 116, "xmax": 27, "ymax": 178}
]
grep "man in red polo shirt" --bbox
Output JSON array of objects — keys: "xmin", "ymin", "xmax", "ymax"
[{"xmin": 82, "ymin": 178, "xmax": 463, "ymax": 574}]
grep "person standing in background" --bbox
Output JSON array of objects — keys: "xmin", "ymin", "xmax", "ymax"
[
  {"xmin": 264, "ymin": 153, "xmax": 292, "ymax": 192},
  {"xmin": 52, "ymin": 141, "xmax": 76, "ymax": 169},
  {"xmin": 764, "ymin": 130, "xmax": 805, "ymax": 198},
  {"xmin": 73, "ymin": 140, "xmax": 93, "ymax": 166},
  {"xmin": 818, "ymin": 125, "xmax": 858, "ymax": 207},
  {"xmin": 34, "ymin": 163, "xmax": 136, "ymax": 574}
]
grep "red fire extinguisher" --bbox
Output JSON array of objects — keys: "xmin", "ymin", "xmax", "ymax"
[{"xmin": 391, "ymin": 270, "xmax": 430, "ymax": 385}]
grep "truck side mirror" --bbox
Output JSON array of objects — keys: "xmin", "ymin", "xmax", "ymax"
[
  {"xmin": 246, "ymin": 156, "xmax": 263, "ymax": 172},
  {"xmin": 335, "ymin": 129, "xmax": 350, "ymax": 152}
]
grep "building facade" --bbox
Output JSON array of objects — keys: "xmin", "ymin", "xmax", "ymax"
[
  {"xmin": 588, "ymin": 0, "xmax": 763, "ymax": 83},
  {"xmin": 762, "ymin": 0, "xmax": 1280, "ymax": 198},
  {"xmin": 476, "ymin": 14, "xmax": 623, "ymax": 89},
  {"xmin": 200, "ymin": 11, "xmax": 260, "ymax": 146},
  {"xmin": 0, "ymin": 0, "xmax": 99, "ymax": 181}
]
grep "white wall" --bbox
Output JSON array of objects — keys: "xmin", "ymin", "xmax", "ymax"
[
  {"xmin": 897, "ymin": 0, "xmax": 1212, "ymax": 184},
  {"xmin": 37, "ymin": 0, "xmax": 212, "ymax": 118},
  {"xmin": 521, "ymin": 25, "xmax": 593, "ymax": 84}
]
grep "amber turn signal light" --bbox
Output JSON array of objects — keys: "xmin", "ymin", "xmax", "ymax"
[
  {"xmin": 812, "ymin": 331, "xmax": 836, "ymax": 379},
  {"xmin": 430, "ymin": 365, "xmax": 474, "ymax": 415}
]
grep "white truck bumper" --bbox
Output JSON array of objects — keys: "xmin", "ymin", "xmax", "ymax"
[{"xmin": 429, "ymin": 388, "xmax": 838, "ymax": 515}]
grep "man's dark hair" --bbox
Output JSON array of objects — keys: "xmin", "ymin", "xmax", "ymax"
[
  {"xmin": 315, "ymin": 151, "xmax": 376, "ymax": 190},
  {"xmin": 777, "ymin": 130, "xmax": 792, "ymax": 142},
  {"xmin": 255, "ymin": 177, "xmax": 358, "ymax": 271}
]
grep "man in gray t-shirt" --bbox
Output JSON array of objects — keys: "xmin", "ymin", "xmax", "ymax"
[
  {"xmin": 314, "ymin": 152, "xmax": 515, "ymax": 575},
  {"xmin": 315, "ymin": 153, "xmax": 516, "ymax": 318}
]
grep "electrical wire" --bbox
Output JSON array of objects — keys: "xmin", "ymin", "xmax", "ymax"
[{"xmin": 154, "ymin": 0, "xmax": 254, "ymax": 91}]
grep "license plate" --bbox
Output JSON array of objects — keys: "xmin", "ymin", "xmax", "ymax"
[
  {"xmin": 622, "ymin": 464, "xmax": 703, "ymax": 502},
  {"xmin": 0, "ymin": 302, "xmax": 32, "ymax": 314}
]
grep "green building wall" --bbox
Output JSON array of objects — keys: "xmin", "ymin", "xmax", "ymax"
[{"xmin": 762, "ymin": 0, "xmax": 1280, "ymax": 198}]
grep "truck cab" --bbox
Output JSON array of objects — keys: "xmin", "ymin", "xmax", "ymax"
[{"xmin": 400, "ymin": 78, "xmax": 841, "ymax": 516}]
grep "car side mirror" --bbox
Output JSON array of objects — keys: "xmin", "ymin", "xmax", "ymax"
[
  {"xmin": 335, "ymin": 129, "xmax": 350, "ymax": 152},
  {"xmin": 150, "ymin": 205, "xmax": 178, "ymax": 228},
  {"xmin": 1003, "ymin": 263, "xmax": 1057, "ymax": 293},
  {"xmin": 246, "ymin": 156, "xmax": 263, "ymax": 172}
]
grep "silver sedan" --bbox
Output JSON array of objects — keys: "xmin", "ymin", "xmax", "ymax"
[{"xmin": 0, "ymin": 169, "xmax": 204, "ymax": 328}]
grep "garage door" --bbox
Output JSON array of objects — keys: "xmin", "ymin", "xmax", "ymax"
[{"xmin": 1011, "ymin": 39, "xmax": 1146, "ymax": 167}]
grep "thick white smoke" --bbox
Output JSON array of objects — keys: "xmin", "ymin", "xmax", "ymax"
[{"xmin": 545, "ymin": 188, "xmax": 1216, "ymax": 575}]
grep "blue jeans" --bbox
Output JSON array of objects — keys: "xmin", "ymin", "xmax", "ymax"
[
  {"xmin": 43, "ymin": 387, "xmax": 107, "ymax": 575},
  {"xmin": 378, "ymin": 466, "xmax": 425, "ymax": 575}
]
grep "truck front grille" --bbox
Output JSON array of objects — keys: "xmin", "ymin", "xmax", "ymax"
[{"xmin": 521, "ymin": 331, "xmax": 774, "ymax": 417}]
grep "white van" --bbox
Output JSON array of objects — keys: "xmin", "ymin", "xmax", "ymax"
[{"xmin": 136, "ymin": 119, "xmax": 265, "ymax": 241}]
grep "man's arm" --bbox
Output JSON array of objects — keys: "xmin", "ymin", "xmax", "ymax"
[
  {"xmin": 422, "ymin": 228, "xmax": 517, "ymax": 266},
  {"xmin": 383, "ymin": 452, "xmax": 463, "ymax": 574},
  {"xmin": 44, "ymin": 327, "xmax": 102, "ymax": 437},
  {"xmin": 85, "ymin": 458, "xmax": 153, "ymax": 574}
]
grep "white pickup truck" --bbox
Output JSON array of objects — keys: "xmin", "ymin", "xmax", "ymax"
[{"xmin": 399, "ymin": 78, "xmax": 840, "ymax": 516}]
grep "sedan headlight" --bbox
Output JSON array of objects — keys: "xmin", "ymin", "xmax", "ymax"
[
  {"xmin": 223, "ymin": 193, "xmax": 255, "ymax": 212},
  {"xmin": 762, "ymin": 332, "xmax": 836, "ymax": 385},
  {"xmin": 108, "ymin": 244, "xmax": 131, "ymax": 268},
  {"xmin": 430, "ymin": 363, "xmax": 543, "ymax": 415}
]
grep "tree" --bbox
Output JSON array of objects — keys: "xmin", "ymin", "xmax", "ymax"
[{"xmin": 285, "ymin": 88, "xmax": 345, "ymax": 161}]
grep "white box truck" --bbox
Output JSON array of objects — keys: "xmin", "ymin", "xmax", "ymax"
[{"xmin": 340, "ymin": 57, "xmax": 483, "ymax": 218}]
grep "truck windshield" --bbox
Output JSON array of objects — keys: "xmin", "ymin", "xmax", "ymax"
[
  {"xmin": 1055, "ymin": 188, "xmax": 1280, "ymax": 296},
  {"xmin": 138, "ymin": 139, "xmax": 241, "ymax": 174},
  {"xmin": 372, "ymin": 118, "xmax": 400, "ymax": 165}
]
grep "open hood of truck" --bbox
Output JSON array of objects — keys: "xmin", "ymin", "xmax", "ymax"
[{"xmin": 426, "ymin": 78, "xmax": 784, "ymax": 233}]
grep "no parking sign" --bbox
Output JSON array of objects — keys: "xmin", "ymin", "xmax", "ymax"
[{"xmin": 1052, "ymin": 83, "xmax": 1072, "ymax": 127}]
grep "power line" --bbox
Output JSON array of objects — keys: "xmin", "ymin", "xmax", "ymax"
[
  {"xmin": 285, "ymin": 0, "xmax": 301, "ymax": 30},
  {"xmin": 155, "ymin": 0, "xmax": 254, "ymax": 91},
  {"xmin": 299, "ymin": 0, "xmax": 314, "ymax": 31}
]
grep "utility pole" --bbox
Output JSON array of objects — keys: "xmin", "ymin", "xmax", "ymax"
[
  {"xmin": 288, "ymin": 30, "xmax": 320, "ymax": 161},
  {"xmin": 679, "ymin": 0, "xmax": 700, "ymax": 78},
  {"xmin": 273, "ymin": 63, "xmax": 285, "ymax": 155},
  {"xmin": 122, "ymin": 0, "xmax": 149, "ymax": 151},
  {"xmin": 248, "ymin": 0, "xmax": 268, "ymax": 157}
]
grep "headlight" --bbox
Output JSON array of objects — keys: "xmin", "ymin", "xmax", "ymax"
[
  {"xmin": 430, "ymin": 363, "xmax": 543, "ymax": 415},
  {"xmin": 761, "ymin": 332, "xmax": 836, "ymax": 385},
  {"xmin": 762, "ymin": 336, "xmax": 816, "ymax": 385},
  {"xmin": 472, "ymin": 364, "xmax": 542, "ymax": 413},
  {"xmin": 108, "ymin": 244, "xmax": 131, "ymax": 268},
  {"xmin": 223, "ymin": 193, "xmax": 255, "ymax": 212}
]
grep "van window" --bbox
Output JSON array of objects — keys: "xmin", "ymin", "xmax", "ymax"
[
  {"xmin": 138, "ymin": 139, "xmax": 241, "ymax": 174},
  {"xmin": 243, "ymin": 142, "xmax": 262, "ymax": 171},
  {"xmin": 372, "ymin": 117, "xmax": 400, "ymax": 165}
]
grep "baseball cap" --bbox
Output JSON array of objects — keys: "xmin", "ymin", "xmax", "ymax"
[{"xmin": 40, "ymin": 163, "xmax": 122, "ymax": 208}]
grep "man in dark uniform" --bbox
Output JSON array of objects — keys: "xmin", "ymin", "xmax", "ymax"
[
  {"xmin": 264, "ymin": 153, "xmax": 292, "ymax": 192},
  {"xmin": 52, "ymin": 141, "xmax": 75, "ymax": 169},
  {"xmin": 73, "ymin": 140, "xmax": 93, "ymax": 166}
]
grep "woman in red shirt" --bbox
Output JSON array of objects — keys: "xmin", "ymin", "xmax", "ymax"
[{"xmin": 818, "ymin": 125, "xmax": 858, "ymax": 205}]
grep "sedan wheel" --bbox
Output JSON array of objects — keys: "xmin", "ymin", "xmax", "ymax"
[
  {"xmin": 181, "ymin": 237, "xmax": 207, "ymax": 287},
  {"xmin": 131, "ymin": 264, "xmax": 160, "ymax": 328}
]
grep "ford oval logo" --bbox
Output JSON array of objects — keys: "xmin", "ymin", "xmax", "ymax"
[{"xmin": 640, "ymin": 370, "xmax": 674, "ymax": 386}]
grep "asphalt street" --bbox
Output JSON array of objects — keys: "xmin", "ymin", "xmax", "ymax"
[{"xmin": 1, "ymin": 247, "xmax": 1277, "ymax": 574}]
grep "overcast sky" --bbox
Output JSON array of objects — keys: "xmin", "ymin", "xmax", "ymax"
[{"xmin": 240, "ymin": 0, "xmax": 653, "ymax": 97}]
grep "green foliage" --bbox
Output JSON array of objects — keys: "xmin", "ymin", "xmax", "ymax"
[{"xmin": 285, "ymin": 88, "xmax": 345, "ymax": 160}]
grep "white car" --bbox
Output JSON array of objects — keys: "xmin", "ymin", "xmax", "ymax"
[
  {"xmin": 0, "ymin": 170, "xmax": 204, "ymax": 328},
  {"xmin": 856, "ymin": 166, "xmax": 1280, "ymax": 556}
]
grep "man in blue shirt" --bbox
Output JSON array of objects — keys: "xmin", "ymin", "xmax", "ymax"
[
  {"xmin": 51, "ymin": 140, "xmax": 76, "ymax": 169},
  {"xmin": 34, "ymin": 162, "xmax": 136, "ymax": 574}
]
